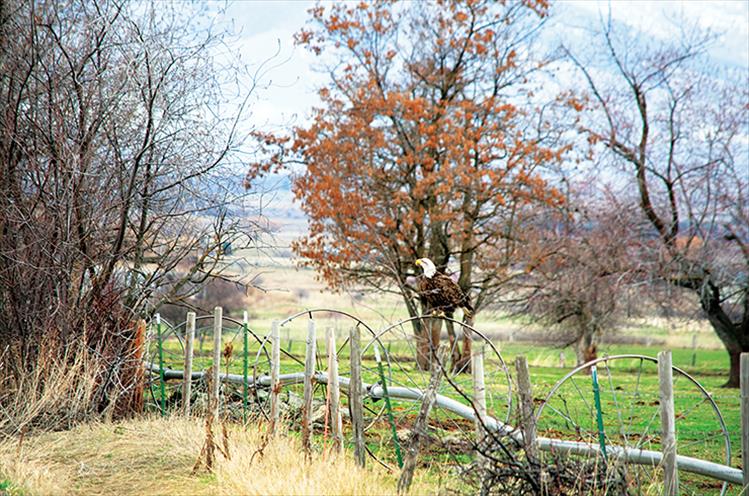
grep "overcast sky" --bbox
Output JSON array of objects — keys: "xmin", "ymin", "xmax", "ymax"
[{"xmin": 218, "ymin": 0, "xmax": 748, "ymax": 132}]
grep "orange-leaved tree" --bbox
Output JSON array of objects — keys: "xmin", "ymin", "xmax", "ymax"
[{"xmin": 249, "ymin": 0, "xmax": 569, "ymax": 369}]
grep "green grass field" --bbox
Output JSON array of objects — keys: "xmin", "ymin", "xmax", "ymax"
[{"xmin": 148, "ymin": 312, "xmax": 741, "ymax": 495}]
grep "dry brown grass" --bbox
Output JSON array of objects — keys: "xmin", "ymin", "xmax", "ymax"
[
  {"xmin": 0, "ymin": 341, "xmax": 119, "ymax": 438},
  {"xmin": 0, "ymin": 417, "xmax": 435, "ymax": 495}
]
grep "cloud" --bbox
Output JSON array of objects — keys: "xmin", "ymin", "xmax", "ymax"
[{"xmin": 558, "ymin": 0, "xmax": 748, "ymax": 68}]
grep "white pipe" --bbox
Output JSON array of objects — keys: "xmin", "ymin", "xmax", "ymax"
[{"xmin": 147, "ymin": 364, "xmax": 742, "ymax": 485}]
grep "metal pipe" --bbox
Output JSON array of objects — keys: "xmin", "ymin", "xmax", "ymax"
[{"xmin": 145, "ymin": 364, "xmax": 742, "ymax": 485}]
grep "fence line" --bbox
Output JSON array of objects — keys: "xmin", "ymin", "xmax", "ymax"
[
  {"xmin": 146, "ymin": 361, "xmax": 742, "ymax": 486},
  {"xmin": 146, "ymin": 310, "xmax": 742, "ymax": 489}
]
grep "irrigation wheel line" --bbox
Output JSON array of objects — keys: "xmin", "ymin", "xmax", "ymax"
[
  {"xmin": 534, "ymin": 354, "xmax": 732, "ymax": 496},
  {"xmin": 248, "ymin": 310, "xmax": 511, "ymax": 470},
  {"xmin": 143, "ymin": 363, "xmax": 743, "ymax": 487}
]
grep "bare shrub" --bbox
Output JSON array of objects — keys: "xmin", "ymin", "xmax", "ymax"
[
  {"xmin": 457, "ymin": 429, "xmax": 627, "ymax": 495},
  {"xmin": 0, "ymin": 0, "xmax": 265, "ymax": 431},
  {"xmin": 159, "ymin": 278, "xmax": 249, "ymax": 322}
]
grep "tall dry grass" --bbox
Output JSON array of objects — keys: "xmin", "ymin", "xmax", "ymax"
[
  {"xmin": 0, "ymin": 417, "xmax": 434, "ymax": 496},
  {"xmin": 0, "ymin": 319, "xmax": 144, "ymax": 439},
  {"xmin": 0, "ymin": 340, "xmax": 119, "ymax": 438}
]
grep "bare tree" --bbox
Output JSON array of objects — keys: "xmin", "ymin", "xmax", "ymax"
[
  {"xmin": 566, "ymin": 13, "xmax": 748, "ymax": 385},
  {"xmin": 0, "ymin": 0, "xmax": 269, "ymax": 423},
  {"xmin": 516, "ymin": 188, "xmax": 640, "ymax": 367}
]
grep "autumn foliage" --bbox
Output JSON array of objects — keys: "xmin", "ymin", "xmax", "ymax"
[{"xmin": 249, "ymin": 0, "xmax": 569, "ymax": 364}]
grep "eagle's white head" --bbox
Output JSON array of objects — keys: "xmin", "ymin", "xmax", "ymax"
[{"xmin": 415, "ymin": 258, "xmax": 437, "ymax": 278}]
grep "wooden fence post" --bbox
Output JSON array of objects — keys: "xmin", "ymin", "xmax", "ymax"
[
  {"xmin": 242, "ymin": 310, "xmax": 249, "ymax": 424},
  {"xmin": 349, "ymin": 326, "xmax": 366, "ymax": 467},
  {"xmin": 326, "ymin": 327, "xmax": 343, "ymax": 453},
  {"xmin": 302, "ymin": 318, "xmax": 317, "ymax": 457},
  {"xmin": 156, "ymin": 314, "xmax": 166, "ymax": 416},
  {"xmin": 515, "ymin": 355, "xmax": 537, "ymax": 460},
  {"xmin": 183, "ymin": 312, "xmax": 196, "ymax": 416},
  {"xmin": 741, "ymin": 353, "xmax": 749, "ymax": 488},
  {"xmin": 658, "ymin": 350, "xmax": 678, "ymax": 495},
  {"xmin": 472, "ymin": 345, "xmax": 487, "ymax": 443},
  {"xmin": 397, "ymin": 345, "xmax": 447, "ymax": 494},
  {"xmin": 270, "ymin": 320, "xmax": 281, "ymax": 434},
  {"xmin": 212, "ymin": 306, "xmax": 222, "ymax": 421}
]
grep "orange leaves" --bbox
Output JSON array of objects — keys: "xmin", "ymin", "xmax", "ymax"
[
  {"xmin": 521, "ymin": 0, "xmax": 550, "ymax": 18},
  {"xmin": 295, "ymin": 29, "xmax": 314, "ymax": 45},
  {"xmin": 249, "ymin": 0, "xmax": 571, "ymax": 292}
]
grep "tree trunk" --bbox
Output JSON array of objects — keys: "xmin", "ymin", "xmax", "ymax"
[
  {"xmin": 416, "ymin": 333, "xmax": 430, "ymax": 371},
  {"xmin": 457, "ymin": 326, "xmax": 472, "ymax": 373},
  {"xmin": 407, "ymin": 300, "xmax": 430, "ymax": 371},
  {"xmin": 416, "ymin": 315, "xmax": 442, "ymax": 371},
  {"xmin": 445, "ymin": 319, "xmax": 462, "ymax": 370},
  {"xmin": 698, "ymin": 280, "xmax": 744, "ymax": 388},
  {"xmin": 726, "ymin": 349, "xmax": 741, "ymax": 388},
  {"xmin": 575, "ymin": 329, "xmax": 598, "ymax": 374}
]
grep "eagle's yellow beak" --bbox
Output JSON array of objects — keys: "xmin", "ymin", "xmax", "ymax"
[{"xmin": 415, "ymin": 259, "xmax": 422, "ymax": 266}]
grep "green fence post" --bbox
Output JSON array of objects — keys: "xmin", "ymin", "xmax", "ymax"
[
  {"xmin": 242, "ymin": 310, "xmax": 249, "ymax": 424},
  {"xmin": 157, "ymin": 313, "xmax": 166, "ymax": 417},
  {"xmin": 374, "ymin": 343, "xmax": 403, "ymax": 468},
  {"xmin": 591, "ymin": 365, "xmax": 607, "ymax": 462}
]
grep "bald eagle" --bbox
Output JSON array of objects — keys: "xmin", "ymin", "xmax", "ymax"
[{"xmin": 415, "ymin": 258, "xmax": 473, "ymax": 319}]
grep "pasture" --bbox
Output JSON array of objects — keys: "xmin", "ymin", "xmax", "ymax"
[{"xmin": 148, "ymin": 306, "xmax": 741, "ymax": 495}]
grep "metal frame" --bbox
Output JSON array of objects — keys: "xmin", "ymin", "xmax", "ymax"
[
  {"xmin": 369, "ymin": 315, "xmax": 513, "ymax": 425},
  {"xmin": 145, "ymin": 363, "xmax": 743, "ymax": 485}
]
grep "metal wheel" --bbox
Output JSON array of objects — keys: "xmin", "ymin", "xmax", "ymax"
[
  {"xmin": 535, "ymin": 354, "xmax": 731, "ymax": 495},
  {"xmin": 360, "ymin": 315, "xmax": 512, "ymax": 468},
  {"xmin": 251, "ymin": 309, "xmax": 387, "ymax": 428},
  {"xmin": 146, "ymin": 313, "xmax": 269, "ymax": 416}
]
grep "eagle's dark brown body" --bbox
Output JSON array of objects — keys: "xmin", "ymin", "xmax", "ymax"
[{"xmin": 418, "ymin": 271, "xmax": 473, "ymax": 318}]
